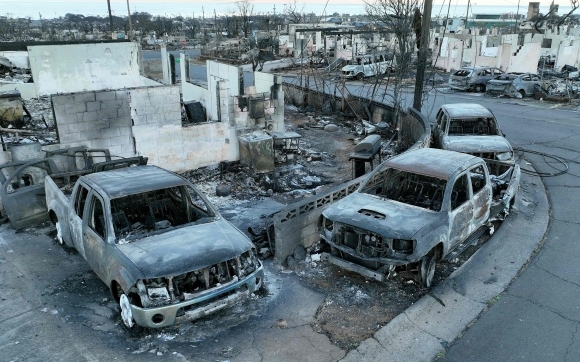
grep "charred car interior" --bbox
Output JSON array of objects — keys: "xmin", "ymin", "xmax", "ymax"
[{"xmin": 108, "ymin": 185, "xmax": 215, "ymax": 243}]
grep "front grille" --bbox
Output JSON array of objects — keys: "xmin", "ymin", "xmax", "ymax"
[{"xmin": 338, "ymin": 224, "xmax": 390, "ymax": 258}]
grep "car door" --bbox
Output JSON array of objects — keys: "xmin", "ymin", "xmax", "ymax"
[
  {"xmin": 469, "ymin": 163, "xmax": 492, "ymax": 227},
  {"xmin": 0, "ymin": 159, "xmax": 57, "ymax": 229},
  {"xmin": 437, "ymin": 112, "xmax": 450, "ymax": 147},
  {"xmin": 448, "ymin": 173, "xmax": 474, "ymax": 247},
  {"xmin": 526, "ymin": 74, "xmax": 541, "ymax": 95},
  {"xmin": 69, "ymin": 183, "xmax": 89, "ymax": 258},
  {"xmin": 82, "ymin": 191, "xmax": 111, "ymax": 282}
]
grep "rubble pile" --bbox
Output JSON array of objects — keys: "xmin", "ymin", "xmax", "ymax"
[{"xmin": 0, "ymin": 97, "xmax": 56, "ymax": 146}]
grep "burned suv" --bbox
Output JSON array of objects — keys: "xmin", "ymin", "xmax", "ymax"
[
  {"xmin": 449, "ymin": 66, "xmax": 504, "ymax": 92},
  {"xmin": 432, "ymin": 103, "xmax": 520, "ymax": 216},
  {"xmin": 319, "ymin": 148, "xmax": 506, "ymax": 287}
]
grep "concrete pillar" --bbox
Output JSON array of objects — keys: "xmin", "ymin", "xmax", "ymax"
[
  {"xmin": 161, "ymin": 44, "xmax": 171, "ymax": 85},
  {"xmin": 271, "ymin": 75, "xmax": 285, "ymax": 132},
  {"xmin": 180, "ymin": 53, "xmax": 190, "ymax": 83},
  {"xmin": 316, "ymin": 31, "xmax": 322, "ymax": 51}
]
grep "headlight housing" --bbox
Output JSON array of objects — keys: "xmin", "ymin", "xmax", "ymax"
[{"xmin": 392, "ymin": 239, "xmax": 414, "ymax": 254}]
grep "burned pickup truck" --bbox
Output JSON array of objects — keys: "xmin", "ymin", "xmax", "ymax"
[
  {"xmin": 432, "ymin": 103, "xmax": 520, "ymax": 217},
  {"xmin": 45, "ymin": 165, "xmax": 263, "ymax": 329},
  {"xmin": 319, "ymin": 148, "xmax": 517, "ymax": 287}
]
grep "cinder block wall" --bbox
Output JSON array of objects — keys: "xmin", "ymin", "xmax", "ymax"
[
  {"xmin": 273, "ymin": 177, "xmax": 365, "ymax": 264},
  {"xmin": 130, "ymin": 86, "xmax": 237, "ymax": 172},
  {"xmin": 52, "ymin": 90, "xmax": 134, "ymax": 159}
]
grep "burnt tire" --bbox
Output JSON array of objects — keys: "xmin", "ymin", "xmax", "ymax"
[
  {"xmin": 420, "ymin": 254, "xmax": 437, "ymax": 288},
  {"xmin": 474, "ymin": 84, "xmax": 486, "ymax": 93},
  {"xmin": 356, "ymin": 73, "xmax": 364, "ymax": 81}
]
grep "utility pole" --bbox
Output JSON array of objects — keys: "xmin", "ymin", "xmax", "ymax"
[
  {"xmin": 515, "ymin": 0, "xmax": 521, "ymax": 33},
  {"xmin": 126, "ymin": 0, "xmax": 133, "ymax": 41},
  {"xmin": 107, "ymin": 0, "xmax": 113, "ymax": 34},
  {"xmin": 412, "ymin": 0, "xmax": 433, "ymax": 111}
]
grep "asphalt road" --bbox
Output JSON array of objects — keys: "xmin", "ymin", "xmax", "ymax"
[{"xmin": 433, "ymin": 93, "xmax": 580, "ymax": 361}]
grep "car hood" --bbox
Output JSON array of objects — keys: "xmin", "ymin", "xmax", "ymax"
[
  {"xmin": 117, "ymin": 219, "xmax": 253, "ymax": 278},
  {"xmin": 442, "ymin": 135, "xmax": 512, "ymax": 154},
  {"xmin": 322, "ymin": 193, "xmax": 438, "ymax": 239}
]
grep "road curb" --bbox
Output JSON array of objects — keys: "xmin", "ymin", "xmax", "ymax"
[{"xmin": 340, "ymin": 164, "xmax": 550, "ymax": 362}]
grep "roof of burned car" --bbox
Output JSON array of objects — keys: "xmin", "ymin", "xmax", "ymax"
[
  {"xmin": 382, "ymin": 148, "xmax": 479, "ymax": 180},
  {"xmin": 441, "ymin": 103, "xmax": 494, "ymax": 118},
  {"xmin": 82, "ymin": 165, "xmax": 188, "ymax": 198}
]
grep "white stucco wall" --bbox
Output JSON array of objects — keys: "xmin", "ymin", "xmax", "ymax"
[
  {"xmin": 555, "ymin": 43, "xmax": 580, "ymax": 69},
  {"xmin": 0, "ymin": 51, "xmax": 29, "ymax": 69},
  {"xmin": 254, "ymin": 72, "xmax": 274, "ymax": 94},
  {"xmin": 28, "ymin": 42, "xmax": 153, "ymax": 96},
  {"xmin": 207, "ymin": 61, "xmax": 241, "ymax": 121},
  {"xmin": 508, "ymin": 42, "xmax": 542, "ymax": 73}
]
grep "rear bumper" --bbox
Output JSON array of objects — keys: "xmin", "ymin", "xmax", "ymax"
[{"xmin": 130, "ymin": 266, "xmax": 264, "ymax": 328}]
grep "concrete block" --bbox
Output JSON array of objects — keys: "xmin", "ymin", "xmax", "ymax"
[
  {"xmin": 52, "ymin": 94, "xmax": 74, "ymax": 106},
  {"xmin": 107, "ymin": 145, "xmax": 125, "ymax": 158},
  {"xmin": 122, "ymin": 142, "xmax": 136, "ymax": 155},
  {"xmin": 73, "ymin": 92, "xmax": 96, "ymax": 104},
  {"xmin": 109, "ymin": 135, "xmax": 131, "ymax": 147},
  {"xmin": 99, "ymin": 126, "xmax": 121, "ymax": 138},
  {"xmin": 96, "ymin": 92, "xmax": 116, "ymax": 101},
  {"xmin": 115, "ymin": 90, "xmax": 129, "ymax": 100},
  {"xmin": 65, "ymin": 122, "xmax": 87, "ymax": 133},
  {"xmin": 65, "ymin": 103, "xmax": 87, "ymax": 114},
  {"xmin": 86, "ymin": 101, "xmax": 101, "ymax": 112},
  {"xmin": 165, "ymin": 112, "xmax": 181, "ymax": 124},
  {"xmin": 89, "ymin": 137, "xmax": 112, "ymax": 148},
  {"xmin": 118, "ymin": 126, "xmax": 132, "ymax": 136},
  {"xmin": 52, "ymin": 103, "xmax": 66, "ymax": 115},
  {"xmin": 143, "ymin": 114, "xmax": 160, "ymax": 124},
  {"xmin": 81, "ymin": 130, "xmax": 105, "ymax": 141},
  {"xmin": 101, "ymin": 99, "xmax": 124, "ymax": 111},
  {"xmin": 109, "ymin": 116, "xmax": 130, "ymax": 127},
  {"xmin": 55, "ymin": 113, "xmax": 78, "ymax": 125},
  {"xmin": 82, "ymin": 111, "xmax": 99, "ymax": 122},
  {"xmin": 117, "ymin": 104, "xmax": 131, "ymax": 117},
  {"xmin": 89, "ymin": 119, "xmax": 111, "ymax": 130},
  {"xmin": 97, "ymin": 109, "xmax": 119, "ymax": 120},
  {"xmin": 59, "ymin": 132, "xmax": 82, "ymax": 143}
]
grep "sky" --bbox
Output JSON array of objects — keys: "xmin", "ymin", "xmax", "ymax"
[{"xmin": 0, "ymin": 0, "xmax": 574, "ymax": 19}]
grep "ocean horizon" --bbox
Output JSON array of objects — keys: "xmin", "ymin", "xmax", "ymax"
[{"xmin": 0, "ymin": 1, "xmax": 574, "ymax": 20}]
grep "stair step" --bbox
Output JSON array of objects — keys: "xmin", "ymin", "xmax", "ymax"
[{"xmin": 443, "ymin": 225, "xmax": 488, "ymax": 261}]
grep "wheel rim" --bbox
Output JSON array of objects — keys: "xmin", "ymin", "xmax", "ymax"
[
  {"xmin": 120, "ymin": 294, "xmax": 134, "ymax": 328},
  {"xmin": 55, "ymin": 221, "xmax": 64, "ymax": 245}
]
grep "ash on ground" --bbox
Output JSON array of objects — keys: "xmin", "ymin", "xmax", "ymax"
[{"xmin": 284, "ymin": 224, "xmax": 495, "ymax": 350}]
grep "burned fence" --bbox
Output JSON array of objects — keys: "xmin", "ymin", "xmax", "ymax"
[
  {"xmin": 282, "ymin": 81, "xmax": 397, "ymax": 127},
  {"xmin": 273, "ymin": 176, "xmax": 364, "ymax": 264}
]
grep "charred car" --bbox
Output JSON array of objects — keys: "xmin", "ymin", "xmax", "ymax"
[
  {"xmin": 449, "ymin": 66, "xmax": 504, "ymax": 92},
  {"xmin": 45, "ymin": 165, "xmax": 264, "ymax": 329},
  {"xmin": 432, "ymin": 103, "xmax": 520, "ymax": 216},
  {"xmin": 486, "ymin": 73, "xmax": 541, "ymax": 97},
  {"xmin": 319, "ymin": 148, "xmax": 513, "ymax": 287}
]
